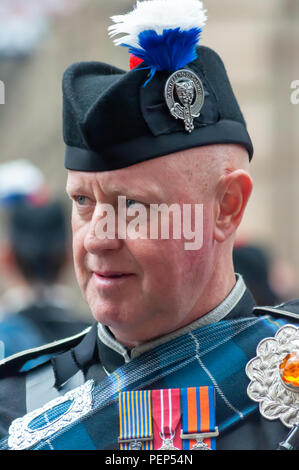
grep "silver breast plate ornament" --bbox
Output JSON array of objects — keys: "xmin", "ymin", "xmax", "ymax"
[
  {"xmin": 164, "ymin": 69, "xmax": 204, "ymax": 133},
  {"xmin": 246, "ymin": 324, "xmax": 299, "ymax": 428},
  {"xmin": 8, "ymin": 380, "xmax": 94, "ymax": 450}
]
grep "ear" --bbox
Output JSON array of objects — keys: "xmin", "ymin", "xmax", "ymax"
[{"xmin": 214, "ymin": 170, "xmax": 253, "ymax": 243}]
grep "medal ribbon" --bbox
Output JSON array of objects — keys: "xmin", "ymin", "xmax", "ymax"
[
  {"xmin": 181, "ymin": 386, "xmax": 217, "ymax": 450},
  {"xmin": 152, "ymin": 388, "xmax": 182, "ymax": 449},
  {"xmin": 118, "ymin": 390, "xmax": 153, "ymax": 450}
]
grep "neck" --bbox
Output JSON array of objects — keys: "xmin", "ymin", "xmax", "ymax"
[
  {"xmin": 191, "ymin": 258, "xmax": 236, "ymax": 322},
  {"xmin": 112, "ymin": 259, "xmax": 237, "ymax": 349},
  {"xmin": 100, "ymin": 272, "xmax": 247, "ymax": 358}
]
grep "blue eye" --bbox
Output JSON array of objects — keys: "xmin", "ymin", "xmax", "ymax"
[
  {"xmin": 76, "ymin": 196, "xmax": 86, "ymax": 205},
  {"xmin": 126, "ymin": 199, "xmax": 138, "ymax": 208}
]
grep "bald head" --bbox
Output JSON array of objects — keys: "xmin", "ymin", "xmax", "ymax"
[
  {"xmin": 163, "ymin": 144, "xmax": 250, "ymax": 201},
  {"xmin": 67, "ymin": 143, "xmax": 251, "ymax": 216}
]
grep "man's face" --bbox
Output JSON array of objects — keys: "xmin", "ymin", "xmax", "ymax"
[{"xmin": 66, "ymin": 148, "xmax": 218, "ymax": 346}]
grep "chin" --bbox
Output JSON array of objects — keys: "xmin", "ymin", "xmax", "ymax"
[
  {"xmin": 90, "ymin": 305, "xmax": 119, "ymax": 326},
  {"xmin": 87, "ymin": 298, "xmax": 128, "ymax": 327}
]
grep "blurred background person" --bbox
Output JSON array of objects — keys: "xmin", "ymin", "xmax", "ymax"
[
  {"xmin": 0, "ymin": 160, "xmax": 90, "ymax": 360},
  {"xmin": 233, "ymin": 235, "xmax": 298, "ymax": 306},
  {"xmin": 233, "ymin": 242, "xmax": 281, "ymax": 306}
]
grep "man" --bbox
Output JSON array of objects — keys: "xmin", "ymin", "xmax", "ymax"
[{"xmin": 0, "ymin": 0, "xmax": 298, "ymax": 451}]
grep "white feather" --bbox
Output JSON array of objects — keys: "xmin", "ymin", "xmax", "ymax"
[{"xmin": 108, "ymin": 0, "xmax": 207, "ymax": 48}]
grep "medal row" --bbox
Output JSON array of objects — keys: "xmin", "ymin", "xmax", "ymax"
[{"xmin": 118, "ymin": 386, "xmax": 218, "ymax": 451}]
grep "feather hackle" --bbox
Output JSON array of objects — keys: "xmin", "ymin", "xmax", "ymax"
[{"xmin": 108, "ymin": 0, "xmax": 207, "ymax": 73}]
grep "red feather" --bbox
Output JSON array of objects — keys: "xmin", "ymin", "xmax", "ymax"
[{"xmin": 129, "ymin": 54, "xmax": 144, "ymax": 70}]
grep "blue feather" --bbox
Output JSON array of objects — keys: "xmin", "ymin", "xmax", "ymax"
[{"xmin": 122, "ymin": 27, "xmax": 202, "ymax": 82}]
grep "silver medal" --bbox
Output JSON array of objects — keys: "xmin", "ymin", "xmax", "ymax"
[
  {"xmin": 159, "ymin": 431, "xmax": 179, "ymax": 450},
  {"xmin": 192, "ymin": 439, "xmax": 212, "ymax": 450},
  {"xmin": 130, "ymin": 440, "xmax": 143, "ymax": 450},
  {"xmin": 246, "ymin": 324, "xmax": 299, "ymax": 428},
  {"xmin": 181, "ymin": 428, "xmax": 219, "ymax": 451},
  {"xmin": 164, "ymin": 69, "xmax": 204, "ymax": 133},
  {"xmin": 159, "ymin": 438, "xmax": 179, "ymax": 450}
]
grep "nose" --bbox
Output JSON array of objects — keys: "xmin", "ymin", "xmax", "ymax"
[{"xmin": 84, "ymin": 204, "xmax": 123, "ymax": 254}]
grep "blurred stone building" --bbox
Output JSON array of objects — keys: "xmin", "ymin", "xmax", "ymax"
[{"xmin": 0, "ymin": 0, "xmax": 299, "ymax": 310}]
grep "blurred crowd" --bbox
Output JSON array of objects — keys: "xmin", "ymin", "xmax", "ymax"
[
  {"xmin": 0, "ymin": 0, "xmax": 91, "ymax": 362},
  {"xmin": 0, "ymin": 160, "xmax": 90, "ymax": 363},
  {"xmin": 0, "ymin": 0, "xmax": 82, "ymax": 58},
  {"xmin": 233, "ymin": 238, "xmax": 297, "ymax": 307}
]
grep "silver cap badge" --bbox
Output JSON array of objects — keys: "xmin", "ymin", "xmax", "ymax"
[{"xmin": 164, "ymin": 69, "xmax": 204, "ymax": 133}]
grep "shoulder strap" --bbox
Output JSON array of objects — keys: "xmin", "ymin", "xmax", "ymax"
[{"xmin": 253, "ymin": 299, "xmax": 299, "ymax": 322}]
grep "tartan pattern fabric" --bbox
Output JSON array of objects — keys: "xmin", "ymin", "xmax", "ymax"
[{"xmin": 0, "ymin": 315, "xmax": 288, "ymax": 450}]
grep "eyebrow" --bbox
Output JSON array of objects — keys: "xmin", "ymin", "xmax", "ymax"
[
  {"xmin": 65, "ymin": 181, "xmax": 91, "ymax": 196},
  {"xmin": 108, "ymin": 183, "xmax": 163, "ymax": 201},
  {"xmin": 66, "ymin": 175, "xmax": 163, "ymax": 201}
]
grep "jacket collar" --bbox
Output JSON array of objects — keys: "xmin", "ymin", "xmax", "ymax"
[{"xmin": 96, "ymin": 274, "xmax": 256, "ymax": 372}]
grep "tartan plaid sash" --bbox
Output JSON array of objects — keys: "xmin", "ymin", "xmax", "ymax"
[{"xmin": 0, "ymin": 315, "xmax": 288, "ymax": 450}]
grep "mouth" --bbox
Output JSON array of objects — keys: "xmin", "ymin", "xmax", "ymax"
[
  {"xmin": 94, "ymin": 271, "xmax": 133, "ymax": 278},
  {"xmin": 92, "ymin": 270, "xmax": 135, "ymax": 286}
]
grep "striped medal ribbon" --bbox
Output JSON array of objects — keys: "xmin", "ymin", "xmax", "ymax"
[
  {"xmin": 118, "ymin": 390, "xmax": 153, "ymax": 450},
  {"xmin": 181, "ymin": 386, "xmax": 218, "ymax": 450},
  {"xmin": 152, "ymin": 388, "xmax": 182, "ymax": 450}
]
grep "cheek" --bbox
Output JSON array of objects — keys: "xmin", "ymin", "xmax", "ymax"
[
  {"xmin": 131, "ymin": 239, "xmax": 199, "ymax": 292},
  {"xmin": 71, "ymin": 216, "xmax": 88, "ymax": 286},
  {"xmin": 167, "ymin": 209, "xmax": 216, "ymax": 290},
  {"xmin": 126, "ymin": 204, "xmax": 215, "ymax": 287},
  {"xmin": 72, "ymin": 242, "xmax": 85, "ymax": 292}
]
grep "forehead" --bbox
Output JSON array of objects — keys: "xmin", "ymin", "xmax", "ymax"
[
  {"xmin": 66, "ymin": 162, "xmax": 164, "ymax": 195},
  {"xmin": 68, "ymin": 152, "xmax": 189, "ymax": 189},
  {"xmin": 66, "ymin": 146, "xmax": 216, "ymax": 205}
]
